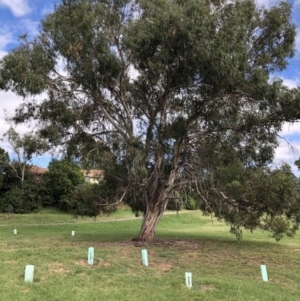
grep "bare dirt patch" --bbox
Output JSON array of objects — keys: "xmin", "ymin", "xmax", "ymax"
[
  {"xmin": 98, "ymin": 261, "xmax": 111, "ymax": 267},
  {"xmin": 151, "ymin": 262, "xmax": 173, "ymax": 272},
  {"xmin": 5, "ymin": 260, "xmax": 17, "ymax": 264},
  {"xmin": 48, "ymin": 262, "xmax": 67, "ymax": 274},
  {"xmin": 75, "ymin": 259, "xmax": 90, "ymax": 267},
  {"xmin": 119, "ymin": 247, "xmax": 135, "ymax": 258},
  {"xmin": 93, "ymin": 239, "xmax": 205, "ymax": 252},
  {"xmin": 75, "ymin": 259, "xmax": 111, "ymax": 267},
  {"xmin": 199, "ymin": 284, "xmax": 215, "ymax": 291},
  {"xmin": 120, "ymin": 239, "xmax": 204, "ymax": 250}
]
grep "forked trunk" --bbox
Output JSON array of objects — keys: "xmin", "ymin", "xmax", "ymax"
[
  {"xmin": 137, "ymin": 154, "xmax": 180, "ymax": 242},
  {"xmin": 138, "ymin": 199, "xmax": 168, "ymax": 242}
]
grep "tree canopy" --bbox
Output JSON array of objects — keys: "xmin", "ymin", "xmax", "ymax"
[
  {"xmin": 2, "ymin": 128, "xmax": 48, "ymax": 181},
  {"xmin": 42, "ymin": 159, "xmax": 85, "ymax": 209},
  {"xmin": 1, "ymin": 0, "xmax": 300, "ymax": 241},
  {"xmin": 0, "ymin": 146, "xmax": 44, "ymax": 214}
]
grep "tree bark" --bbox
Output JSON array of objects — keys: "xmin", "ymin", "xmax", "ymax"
[{"xmin": 138, "ymin": 198, "xmax": 168, "ymax": 242}]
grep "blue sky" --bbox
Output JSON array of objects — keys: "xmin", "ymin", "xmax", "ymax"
[{"xmin": 0, "ymin": 0, "xmax": 300, "ymax": 173}]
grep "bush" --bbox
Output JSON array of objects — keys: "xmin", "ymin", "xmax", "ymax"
[
  {"xmin": 185, "ymin": 197, "xmax": 199, "ymax": 210},
  {"xmin": 42, "ymin": 159, "xmax": 85, "ymax": 209},
  {"xmin": 68, "ymin": 183, "xmax": 117, "ymax": 217},
  {"xmin": 167, "ymin": 199, "xmax": 182, "ymax": 211},
  {"xmin": 1, "ymin": 182, "xmax": 41, "ymax": 213}
]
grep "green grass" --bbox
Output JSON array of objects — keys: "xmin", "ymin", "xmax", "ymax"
[
  {"xmin": 0, "ymin": 206, "xmax": 136, "ymax": 226},
  {"xmin": 0, "ymin": 209, "xmax": 300, "ymax": 300}
]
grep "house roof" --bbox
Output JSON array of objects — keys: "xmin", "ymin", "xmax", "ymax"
[
  {"xmin": 30, "ymin": 165, "xmax": 104, "ymax": 179},
  {"xmin": 82, "ymin": 169, "xmax": 104, "ymax": 178},
  {"xmin": 30, "ymin": 165, "xmax": 49, "ymax": 175}
]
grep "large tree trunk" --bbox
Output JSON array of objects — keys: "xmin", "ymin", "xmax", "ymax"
[
  {"xmin": 137, "ymin": 139, "xmax": 183, "ymax": 242},
  {"xmin": 138, "ymin": 198, "xmax": 168, "ymax": 242}
]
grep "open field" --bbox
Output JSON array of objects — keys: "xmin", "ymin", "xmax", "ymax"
[{"xmin": 0, "ymin": 208, "xmax": 300, "ymax": 301}]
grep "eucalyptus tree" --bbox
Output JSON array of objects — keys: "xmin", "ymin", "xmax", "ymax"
[
  {"xmin": 2, "ymin": 128, "xmax": 48, "ymax": 182},
  {"xmin": 1, "ymin": 0, "xmax": 300, "ymax": 241}
]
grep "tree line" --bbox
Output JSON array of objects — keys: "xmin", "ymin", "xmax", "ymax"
[{"xmin": 0, "ymin": 147, "xmax": 112, "ymax": 216}]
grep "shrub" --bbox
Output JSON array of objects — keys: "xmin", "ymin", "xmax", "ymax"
[
  {"xmin": 68, "ymin": 183, "xmax": 117, "ymax": 217},
  {"xmin": 1, "ymin": 182, "xmax": 41, "ymax": 213},
  {"xmin": 186, "ymin": 197, "xmax": 199, "ymax": 210},
  {"xmin": 167, "ymin": 198, "xmax": 182, "ymax": 211}
]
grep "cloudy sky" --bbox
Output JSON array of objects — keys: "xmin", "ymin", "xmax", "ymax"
[{"xmin": 0, "ymin": 0, "xmax": 300, "ymax": 172}]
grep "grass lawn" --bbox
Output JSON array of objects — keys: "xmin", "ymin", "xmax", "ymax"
[{"xmin": 0, "ymin": 208, "xmax": 299, "ymax": 300}]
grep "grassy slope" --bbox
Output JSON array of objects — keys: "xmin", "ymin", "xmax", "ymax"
[{"xmin": 0, "ymin": 209, "xmax": 299, "ymax": 301}]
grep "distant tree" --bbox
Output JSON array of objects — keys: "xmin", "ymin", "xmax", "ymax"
[
  {"xmin": 0, "ymin": 147, "xmax": 10, "ymax": 190},
  {"xmin": 0, "ymin": 145, "xmax": 49, "ymax": 214},
  {"xmin": 1, "ymin": 0, "xmax": 300, "ymax": 241},
  {"xmin": 2, "ymin": 128, "xmax": 48, "ymax": 181},
  {"xmin": 69, "ymin": 182, "xmax": 118, "ymax": 218},
  {"xmin": 1, "ymin": 181, "xmax": 43, "ymax": 214},
  {"xmin": 42, "ymin": 159, "xmax": 85, "ymax": 209}
]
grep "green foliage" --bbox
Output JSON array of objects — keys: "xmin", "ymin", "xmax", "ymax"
[
  {"xmin": 0, "ymin": 35, "xmax": 54, "ymax": 97},
  {"xmin": 2, "ymin": 128, "xmax": 48, "ymax": 182},
  {"xmin": 3, "ymin": 128, "xmax": 48, "ymax": 162},
  {"xmin": 262, "ymin": 215, "xmax": 298, "ymax": 241},
  {"xmin": 204, "ymin": 162, "xmax": 300, "ymax": 240},
  {"xmin": 0, "ymin": 147, "xmax": 10, "ymax": 190},
  {"xmin": 69, "ymin": 183, "xmax": 117, "ymax": 217},
  {"xmin": 42, "ymin": 160, "xmax": 85, "ymax": 209},
  {"xmin": 186, "ymin": 197, "xmax": 199, "ymax": 210},
  {"xmin": 1, "ymin": 0, "xmax": 300, "ymax": 240},
  {"xmin": 0, "ymin": 147, "xmax": 42, "ymax": 213},
  {"xmin": 229, "ymin": 225, "xmax": 243, "ymax": 240},
  {"xmin": 0, "ymin": 181, "xmax": 42, "ymax": 213},
  {"xmin": 166, "ymin": 192, "xmax": 183, "ymax": 211}
]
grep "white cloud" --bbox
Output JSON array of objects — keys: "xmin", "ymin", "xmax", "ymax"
[
  {"xmin": 0, "ymin": 19, "xmax": 39, "ymax": 57},
  {"xmin": 0, "ymin": 18, "xmax": 39, "ymax": 57},
  {"xmin": 0, "ymin": 30, "xmax": 13, "ymax": 49},
  {"xmin": 0, "ymin": 90, "xmax": 50, "ymax": 157},
  {"xmin": 0, "ymin": 90, "xmax": 59, "ymax": 167},
  {"xmin": 19, "ymin": 18, "xmax": 39, "ymax": 38},
  {"xmin": 275, "ymin": 123, "xmax": 300, "ymax": 176},
  {"xmin": 272, "ymin": 129, "xmax": 300, "ymax": 173},
  {"xmin": 273, "ymin": 138, "xmax": 300, "ymax": 176},
  {"xmin": 0, "ymin": 91, "xmax": 45, "ymax": 137},
  {"xmin": 0, "ymin": 0, "xmax": 31, "ymax": 17},
  {"xmin": 0, "ymin": 27, "xmax": 13, "ymax": 57},
  {"xmin": 255, "ymin": 0, "xmax": 281, "ymax": 7},
  {"xmin": 0, "ymin": 91, "xmax": 26, "ymax": 141},
  {"xmin": 280, "ymin": 122, "xmax": 300, "ymax": 136},
  {"xmin": 275, "ymin": 140, "xmax": 300, "ymax": 161},
  {"xmin": 128, "ymin": 64, "xmax": 139, "ymax": 83},
  {"xmin": 0, "ymin": 50, "xmax": 7, "ymax": 58},
  {"xmin": 281, "ymin": 77, "xmax": 300, "ymax": 89}
]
